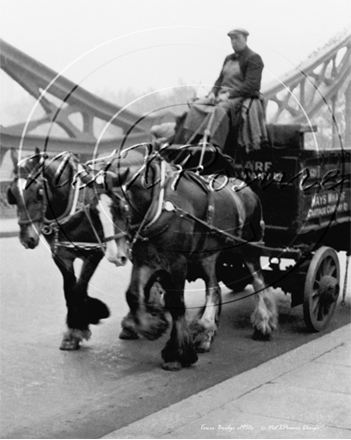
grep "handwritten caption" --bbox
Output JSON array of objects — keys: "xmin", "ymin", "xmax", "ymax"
[{"xmin": 201, "ymin": 423, "xmax": 324, "ymax": 432}]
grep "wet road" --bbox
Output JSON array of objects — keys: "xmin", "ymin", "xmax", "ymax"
[{"xmin": 1, "ymin": 236, "xmax": 350, "ymax": 439}]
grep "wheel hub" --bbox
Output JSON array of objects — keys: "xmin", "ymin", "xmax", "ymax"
[{"xmin": 319, "ymin": 275, "xmax": 340, "ymax": 305}]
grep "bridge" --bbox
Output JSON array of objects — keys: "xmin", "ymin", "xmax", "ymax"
[
  {"xmin": 1, "ymin": 30, "xmax": 350, "ymax": 166},
  {"xmin": 264, "ymin": 29, "xmax": 351, "ymax": 149}
]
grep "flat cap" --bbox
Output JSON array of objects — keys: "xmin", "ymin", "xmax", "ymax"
[{"xmin": 227, "ymin": 27, "xmax": 249, "ymax": 37}]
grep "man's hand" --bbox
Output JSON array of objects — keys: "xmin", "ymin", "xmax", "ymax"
[
  {"xmin": 217, "ymin": 91, "xmax": 230, "ymax": 102},
  {"xmin": 207, "ymin": 92, "xmax": 216, "ymax": 103}
]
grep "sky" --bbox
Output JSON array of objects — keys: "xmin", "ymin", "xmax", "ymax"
[{"xmin": 1, "ymin": 0, "xmax": 350, "ymax": 106}]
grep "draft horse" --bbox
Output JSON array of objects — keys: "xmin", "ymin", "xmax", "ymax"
[
  {"xmin": 94, "ymin": 144, "xmax": 278, "ymax": 370},
  {"xmin": 7, "ymin": 148, "xmax": 129, "ymax": 350}
]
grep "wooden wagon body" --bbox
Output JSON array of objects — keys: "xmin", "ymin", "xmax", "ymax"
[{"xmin": 162, "ymin": 123, "xmax": 351, "ymax": 331}]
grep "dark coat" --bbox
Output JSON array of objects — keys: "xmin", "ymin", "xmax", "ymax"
[{"xmin": 211, "ymin": 46, "xmax": 264, "ymax": 99}]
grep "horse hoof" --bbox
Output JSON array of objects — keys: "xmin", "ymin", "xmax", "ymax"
[
  {"xmin": 252, "ymin": 328, "xmax": 272, "ymax": 341},
  {"xmin": 60, "ymin": 339, "xmax": 80, "ymax": 350},
  {"xmin": 196, "ymin": 340, "xmax": 211, "ymax": 353},
  {"xmin": 161, "ymin": 361, "xmax": 182, "ymax": 371},
  {"xmin": 119, "ymin": 327, "xmax": 139, "ymax": 340}
]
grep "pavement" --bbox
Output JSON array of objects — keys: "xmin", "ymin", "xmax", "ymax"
[{"xmin": 102, "ymin": 324, "xmax": 351, "ymax": 439}]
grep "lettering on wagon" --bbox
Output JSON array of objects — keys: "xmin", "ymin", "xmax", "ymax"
[{"xmin": 307, "ymin": 190, "xmax": 349, "ymax": 219}]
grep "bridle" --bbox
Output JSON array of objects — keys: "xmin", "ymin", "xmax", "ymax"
[
  {"xmin": 14, "ymin": 153, "xmax": 49, "ymax": 227},
  {"xmin": 103, "ymin": 188, "xmax": 132, "ymax": 243},
  {"xmin": 71, "ymin": 153, "xmax": 134, "ymax": 245}
]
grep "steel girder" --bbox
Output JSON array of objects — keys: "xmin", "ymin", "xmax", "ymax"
[{"xmin": 262, "ymin": 31, "xmax": 351, "ymax": 126}]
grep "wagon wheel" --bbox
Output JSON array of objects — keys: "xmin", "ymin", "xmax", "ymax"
[{"xmin": 303, "ymin": 246, "xmax": 340, "ymax": 332}]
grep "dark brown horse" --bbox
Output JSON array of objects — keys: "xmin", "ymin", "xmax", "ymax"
[
  {"xmin": 94, "ymin": 144, "xmax": 278, "ymax": 370},
  {"xmin": 7, "ymin": 149, "xmax": 129, "ymax": 350}
]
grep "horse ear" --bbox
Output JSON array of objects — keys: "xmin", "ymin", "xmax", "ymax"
[
  {"xmin": 34, "ymin": 147, "xmax": 42, "ymax": 163},
  {"xmin": 116, "ymin": 168, "xmax": 129, "ymax": 186},
  {"xmin": 11, "ymin": 148, "xmax": 18, "ymax": 174},
  {"xmin": 106, "ymin": 169, "xmax": 129, "ymax": 189},
  {"xmin": 104, "ymin": 171, "xmax": 121, "ymax": 191}
]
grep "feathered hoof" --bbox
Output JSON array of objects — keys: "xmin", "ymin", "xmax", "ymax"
[
  {"xmin": 60, "ymin": 338, "xmax": 80, "ymax": 350},
  {"xmin": 137, "ymin": 312, "xmax": 169, "ymax": 341},
  {"xmin": 196, "ymin": 340, "xmax": 212, "ymax": 353},
  {"xmin": 60, "ymin": 329, "xmax": 90, "ymax": 350},
  {"xmin": 161, "ymin": 341, "xmax": 198, "ymax": 370},
  {"xmin": 190, "ymin": 321, "xmax": 216, "ymax": 353},
  {"xmin": 252, "ymin": 328, "xmax": 272, "ymax": 341},
  {"xmin": 119, "ymin": 327, "xmax": 139, "ymax": 340},
  {"xmin": 161, "ymin": 361, "xmax": 182, "ymax": 371}
]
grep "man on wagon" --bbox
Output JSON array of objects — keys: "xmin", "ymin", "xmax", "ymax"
[{"xmin": 181, "ymin": 27, "xmax": 267, "ymax": 156}]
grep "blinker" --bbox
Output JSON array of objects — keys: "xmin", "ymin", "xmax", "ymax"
[{"xmin": 6, "ymin": 186, "xmax": 17, "ymax": 205}]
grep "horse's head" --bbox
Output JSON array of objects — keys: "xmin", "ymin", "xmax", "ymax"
[
  {"xmin": 96, "ymin": 183, "xmax": 130, "ymax": 267},
  {"xmin": 80, "ymin": 161, "xmax": 133, "ymax": 267},
  {"xmin": 8, "ymin": 148, "xmax": 74, "ymax": 249},
  {"xmin": 7, "ymin": 148, "xmax": 48, "ymax": 249},
  {"xmin": 87, "ymin": 144, "xmax": 162, "ymax": 266}
]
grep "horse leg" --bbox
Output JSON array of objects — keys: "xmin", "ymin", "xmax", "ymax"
[
  {"xmin": 244, "ymin": 254, "xmax": 278, "ymax": 340},
  {"xmin": 161, "ymin": 267, "xmax": 198, "ymax": 371},
  {"xmin": 53, "ymin": 250, "xmax": 109, "ymax": 350},
  {"xmin": 125, "ymin": 266, "xmax": 169, "ymax": 341},
  {"xmin": 119, "ymin": 311, "xmax": 139, "ymax": 340},
  {"xmin": 190, "ymin": 255, "xmax": 222, "ymax": 353},
  {"xmin": 120, "ymin": 278, "xmax": 166, "ymax": 340},
  {"xmin": 73, "ymin": 251, "xmax": 110, "ymax": 324}
]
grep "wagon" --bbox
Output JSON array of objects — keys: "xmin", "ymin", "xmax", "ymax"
[{"xmin": 161, "ymin": 123, "xmax": 351, "ymax": 332}]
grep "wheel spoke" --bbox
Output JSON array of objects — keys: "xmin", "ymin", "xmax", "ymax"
[
  {"xmin": 317, "ymin": 302, "xmax": 324, "ymax": 321},
  {"xmin": 324, "ymin": 258, "xmax": 331, "ymax": 273},
  {"xmin": 312, "ymin": 279, "xmax": 320, "ymax": 292},
  {"xmin": 322, "ymin": 258, "xmax": 335, "ymax": 276},
  {"xmin": 331, "ymin": 267, "xmax": 337, "ymax": 277},
  {"xmin": 311, "ymin": 289, "xmax": 320, "ymax": 315}
]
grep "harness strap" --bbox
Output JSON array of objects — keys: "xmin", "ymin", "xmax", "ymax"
[
  {"xmin": 206, "ymin": 191, "xmax": 215, "ymax": 225},
  {"xmin": 131, "ymin": 159, "xmax": 168, "ymax": 243},
  {"xmin": 44, "ymin": 157, "xmax": 81, "ymax": 226},
  {"xmin": 82, "ymin": 203, "xmax": 105, "ymax": 249},
  {"xmin": 104, "ymin": 231, "xmax": 129, "ymax": 242},
  {"xmin": 228, "ymin": 190, "xmax": 245, "ymax": 232},
  {"xmin": 145, "ymin": 159, "xmax": 166, "ymax": 229},
  {"xmin": 68, "ymin": 164, "xmax": 82, "ymax": 217}
]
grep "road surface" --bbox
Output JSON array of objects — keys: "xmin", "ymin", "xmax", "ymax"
[{"xmin": 1, "ymin": 236, "xmax": 350, "ymax": 439}]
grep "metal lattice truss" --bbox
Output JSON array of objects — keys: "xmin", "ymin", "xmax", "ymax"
[
  {"xmin": 0, "ymin": 30, "xmax": 350, "ymax": 160},
  {"xmin": 0, "ymin": 39, "xmax": 159, "ymax": 158},
  {"xmin": 263, "ymin": 30, "xmax": 351, "ymax": 126}
]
